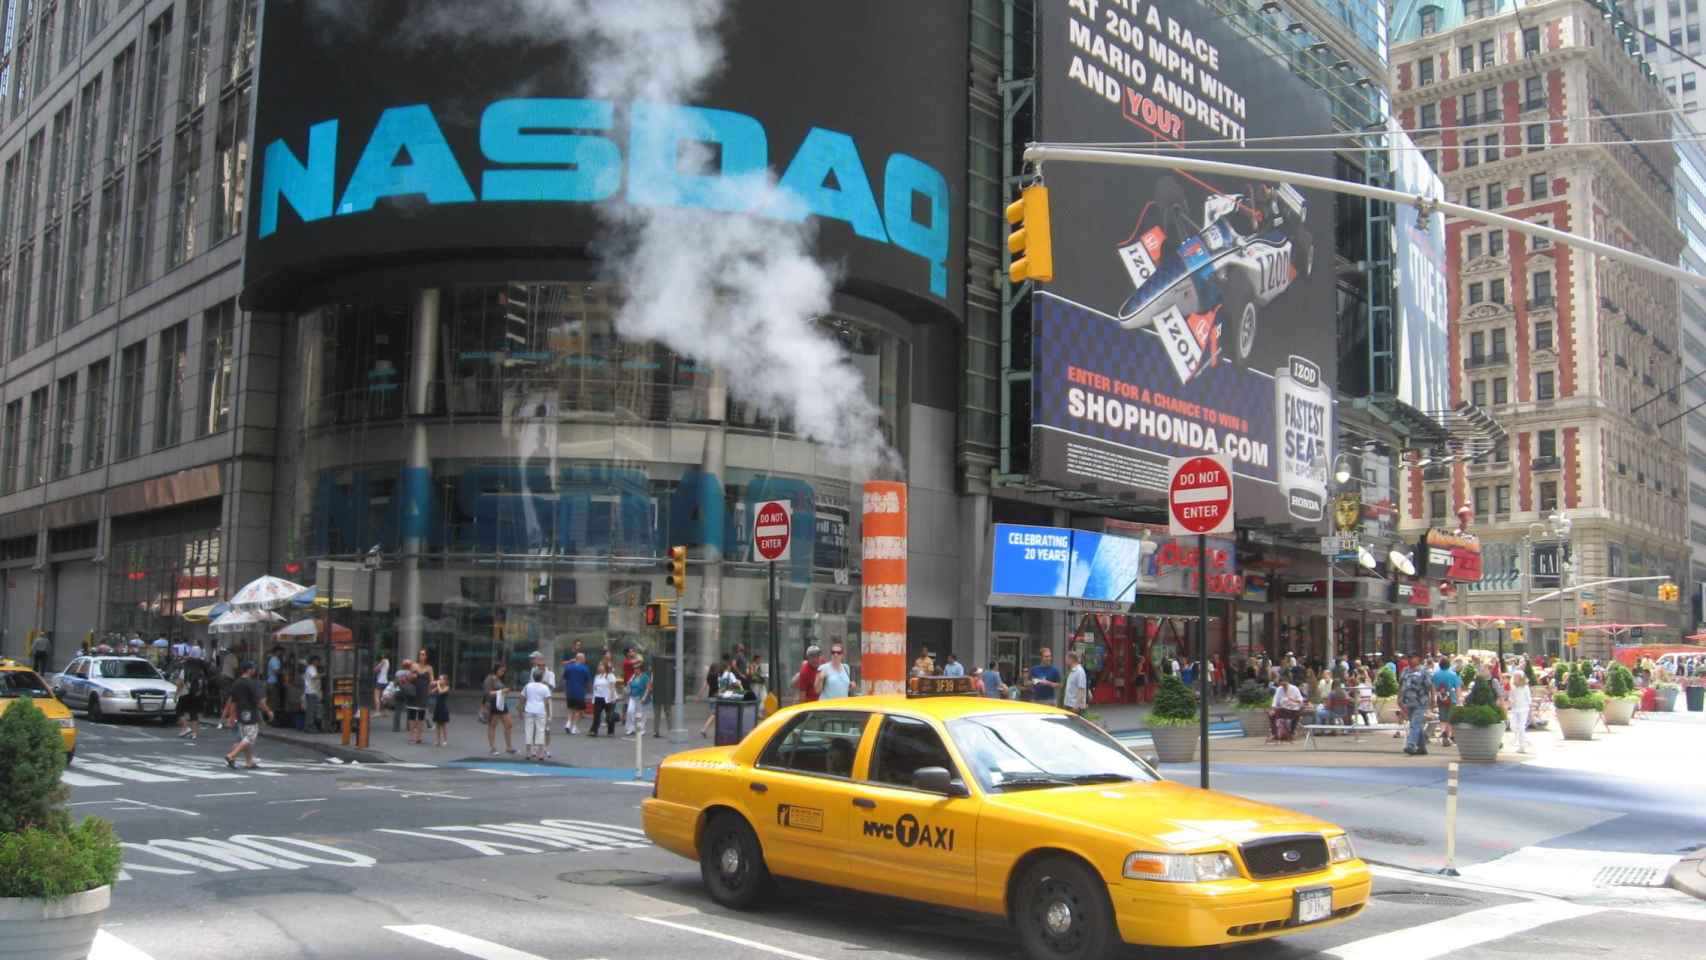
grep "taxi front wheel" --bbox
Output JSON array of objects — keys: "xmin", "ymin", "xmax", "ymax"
[
  {"xmin": 1014, "ymin": 855, "xmax": 1117, "ymax": 960},
  {"xmin": 699, "ymin": 812, "xmax": 770, "ymax": 910}
]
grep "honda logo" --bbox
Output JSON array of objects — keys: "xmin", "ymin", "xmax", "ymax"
[{"xmin": 1282, "ymin": 849, "xmax": 1301, "ymax": 863}]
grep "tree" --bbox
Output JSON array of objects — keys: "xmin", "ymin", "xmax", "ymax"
[
  {"xmin": 1150, "ymin": 675, "xmax": 1199, "ymax": 725},
  {"xmin": 0, "ymin": 696, "xmax": 69, "ymax": 834}
]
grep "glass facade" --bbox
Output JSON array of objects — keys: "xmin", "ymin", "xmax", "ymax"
[{"xmin": 279, "ymin": 281, "xmax": 908, "ymax": 689}]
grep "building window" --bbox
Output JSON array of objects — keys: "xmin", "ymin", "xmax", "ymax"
[
  {"xmin": 1538, "ymin": 429, "xmax": 1557, "ymax": 459},
  {"xmin": 1458, "ymin": 46, "xmax": 1472, "ymax": 72},
  {"xmin": 166, "ymin": 120, "xmax": 203, "ymax": 268},
  {"xmin": 181, "ymin": 0, "xmax": 214, "ymax": 114},
  {"xmin": 1536, "ymin": 320, "xmax": 1553, "ymax": 349},
  {"xmin": 198, "ymin": 300, "xmax": 236, "ymax": 435},
  {"xmin": 1423, "ymin": 149, "xmax": 1438, "ymax": 170},
  {"xmin": 64, "ymin": 203, "xmax": 89, "ymax": 332},
  {"xmin": 108, "ymin": 45, "xmax": 136, "ymax": 169},
  {"xmin": 1465, "ymin": 140, "xmax": 1480, "ymax": 168},
  {"xmin": 1491, "ymin": 278, "xmax": 1505, "ymax": 303},
  {"xmin": 1470, "ymin": 331, "xmax": 1485, "ymax": 359},
  {"xmin": 212, "ymin": 77, "xmax": 250, "ymax": 242},
  {"xmin": 1430, "ymin": 489, "xmax": 1448, "ymax": 519},
  {"xmin": 155, "ymin": 321, "xmax": 188, "ymax": 449},
  {"xmin": 1533, "ymin": 271, "xmax": 1553, "ymax": 305},
  {"xmin": 114, "ymin": 341, "xmax": 146, "ymax": 460},
  {"xmin": 24, "ymin": 387, "xmax": 47, "ymax": 489},
  {"xmin": 1419, "ymin": 6, "xmax": 1441, "ymax": 36},
  {"xmin": 82, "ymin": 359, "xmax": 109, "ymax": 471},
  {"xmin": 1484, "ymin": 134, "xmax": 1500, "ymax": 162},
  {"xmin": 1688, "ymin": 72, "xmax": 1700, "ymax": 92},
  {"xmin": 1493, "ymin": 377, "xmax": 1508, "ymax": 404},
  {"xmin": 1, "ymin": 400, "xmax": 20, "ymax": 495},
  {"xmin": 1530, "ymin": 172, "xmax": 1549, "ymax": 198},
  {"xmin": 1496, "ymin": 484, "xmax": 1511, "ymax": 515},
  {"xmin": 1525, "ymin": 76, "xmax": 1545, "ymax": 107},
  {"xmin": 1473, "ymin": 486, "xmax": 1489, "ymax": 520},
  {"xmin": 139, "ymin": 10, "xmax": 175, "ymax": 144},
  {"xmin": 1464, "ymin": 0, "xmax": 1492, "ymax": 19},
  {"xmin": 46, "ymin": 106, "xmax": 71, "ymax": 225},
  {"xmin": 1421, "ymin": 57, "xmax": 1436, "ymax": 86},
  {"xmin": 1467, "ymin": 233, "xmax": 1483, "ymax": 259},
  {"xmin": 1672, "ymin": 28, "xmax": 1684, "ymax": 49},
  {"xmin": 126, "ymin": 152, "xmax": 162, "ymax": 292},
  {"xmin": 224, "ymin": 0, "xmax": 260, "ymax": 86},
  {"xmin": 1462, "ymin": 93, "xmax": 1478, "ymax": 122},
  {"xmin": 1489, "ymin": 230, "xmax": 1504, "ymax": 256},
  {"xmin": 1527, "ymin": 123, "xmax": 1545, "ymax": 150},
  {"xmin": 1531, "ymin": 227, "xmax": 1550, "ymax": 250},
  {"xmin": 1523, "ymin": 26, "xmax": 1541, "ymax": 55},
  {"xmin": 1494, "ymin": 438, "xmax": 1510, "ymax": 462},
  {"xmin": 1466, "ymin": 186, "xmax": 1481, "ymax": 207},
  {"xmin": 1469, "ymin": 282, "xmax": 1485, "ymax": 304},
  {"xmin": 1691, "ymin": 25, "xmax": 1702, "ymax": 44},
  {"xmin": 93, "ymin": 178, "xmax": 124, "ymax": 309},
  {"xmin": 52, "ymin": 373, "xmax": 75, "ymax": 481},
  {"xmin": 1539, "ymin": 480, "xmax": 1558, "ymax": 511},
  {"xmin": 1536, "ymin": 370, "xmax": 1556, "ymax": 400},
  {"xmin": 1472, "ymin": 379, "xmax": 1488, "ymax": 406},
  {"xmin": 1421, "ymin": 102, "xmax": 1438, "ymax": 128},
  {"xmin": 1482, "ymin": 86, "xmax": 1499, "ymax": 117},
  {"xmin": 1487, "ymin": 181, "xmax": 1503, "ymax": 208},
  {"xmin": 1491, "ymin": 328, "xmax": 1506, "ymax": 356}
]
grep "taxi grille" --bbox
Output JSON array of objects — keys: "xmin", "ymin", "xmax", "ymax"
[{"xmin": 1239, "ymin": 835, "xmax": 1328, "ymax": 879}]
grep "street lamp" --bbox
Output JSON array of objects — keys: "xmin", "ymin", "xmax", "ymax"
[{"xmin": 1523, "ymin": 513, "xmax": 1573, "ymax": 660}]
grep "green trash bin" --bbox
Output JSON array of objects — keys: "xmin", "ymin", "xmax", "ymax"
[
  {"xmin": 1686, "ymin": 685, "xmax": 1705, "ymax": 712},
  {"xmin": 714, "ymin": 698, "xmax": 758, "ymax": 745}
]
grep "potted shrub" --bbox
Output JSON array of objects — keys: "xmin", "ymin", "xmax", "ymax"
[
  {"xmin": 0, "ymin": 696, "xmax": 122, "ymax": 960},
  {"xmin": 1373, "ymin": 665, "xmax": 1401, "ymax": 722},
  {"xmin": 1233, "ymin": 679, "xmax": 1272, "ymax": 738},
  {"xmin": 1148, "ymin": 675, "xmax": 1200, "ymax": 762},
  {"xmin": 1554, "ymin": 667, "xmax": 1605, "ymax": 741},
  {"xmin": 1655, "ymin": 667, "xmax": 1682, "ymax": 713},
  {"xmin": 1450, "ymin": 676, "xmax": 1507, "ymax": 762},
  {"xmin": 1602, "ymin": 663, "xmax": 1638, "ymax": 726}
]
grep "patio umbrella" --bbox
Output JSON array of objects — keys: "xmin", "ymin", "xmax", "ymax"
[
  {"xmin": 183, "ymin": 601, "xmax": 230, "ymax": 623},
  {"xmin": 228, "ymin": 575, "xmax": 309, "ymax": 612},
  {"xmin": 274, "ymin": 619, "xmax": 353, "ymax": 643},
  {"xmin": 207, "ymin": 608, "xmax": 285, "ymax": 635}
]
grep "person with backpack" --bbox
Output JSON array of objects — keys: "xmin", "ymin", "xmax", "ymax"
[
  {"xmin": 1399, "ymin": 653, "xmax": 1435, "ymax": 756},
  {"xmin": 175, "ymin": 657, "xmax": 209, "ymax": 740}
]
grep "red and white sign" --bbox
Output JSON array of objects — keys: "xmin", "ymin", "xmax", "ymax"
[
  {"xmin": 1168, "ymin": 453, "xmax": 1235, "ymax": 536},
  {"xmin": 753, "ymin": 500, "xmax": 792, "ymax": 562}
]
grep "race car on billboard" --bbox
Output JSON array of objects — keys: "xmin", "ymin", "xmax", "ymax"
[{"xmin": 1114, "ymin": 176, "xmax": 1313, "ymax": 387}]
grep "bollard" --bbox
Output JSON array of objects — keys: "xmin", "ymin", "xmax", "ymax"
[
  {"xmin": 340, "ymin": 707, "xmax": 352, "ymax": 746},
  {"xmin": 1438, "ymin": 760, "xmax": 1461, "ymax": 877},
  {"xmin": 635, "ymin": 712, "xmax": 644, "ymax": 781},
  {"xmin": 358, "ymin": 707, "xmax": 370, "ymax": 749}
]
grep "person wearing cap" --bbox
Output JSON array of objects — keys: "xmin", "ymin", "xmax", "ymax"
[
  {"xmin": 224, "ymin": 661, "xmax": 273, "ymax": 769},
  {"xmin": 529, "ymin": 650, "xmax": 556, "ymax": 758}
]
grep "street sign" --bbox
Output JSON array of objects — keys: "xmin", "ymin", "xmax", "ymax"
[
  {"xmin": 1319, "ymin": 535, "xmax": 1357, "ymax": 555},
  {"xmin": 1168, "ymin": 453, "xmax": 1235, "ymax": 536},
  {"xmin": 753, "ymin": 500, "xmax": 792, "ymax": 562}
]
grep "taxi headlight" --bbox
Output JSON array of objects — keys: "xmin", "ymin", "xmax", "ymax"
[
  {"xmin": 1328, "ymin": 834, "xmax": 1356, "ymax": 863},
  {"xmin": 1123, "ymin": 851, "xmax": 1240, "ymax": 882},
  {"xmin": 56, "ymin": 718, "xmax": 75, "ymax": 728}
]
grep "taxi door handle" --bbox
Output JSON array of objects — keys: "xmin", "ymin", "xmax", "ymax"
[
  {"xmin": 749, "ymin": 783, "xmax": 768, "ymax": 794},
  {"xmin": 853, "ymin": 798, "xmax": 876, "ymax": 809}
]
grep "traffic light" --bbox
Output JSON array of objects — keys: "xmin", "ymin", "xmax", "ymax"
[
  {"xmin": 1006, "ymin": 183, "xmax": 1054, "ymax": 283},
  {"xmin": 1565, "ymin": 630, "xmax": 1580, "ymax": 647},
  {"xmin": 667, "ymin": 545, "xmax": 688, "ymax": 595},
  {"xmin": 1580, "ymin": 600, "xmax": 1596, "ymax": 617},
  {"xmin": 1659, "ymin": 581, "xmax": 1679, "ymax": 602},
  {"xmin": 1510, "ymin": 626, "xmax": 1524, "ymax": 644},
  {"xmin": 644, "ymin": 600, "xmax": 673, "ymax": 630}
]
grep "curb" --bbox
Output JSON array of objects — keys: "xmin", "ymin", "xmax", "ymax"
[{"xmin": 1667, "ymin": 856, "xmax": 1706, "ymax": 900}]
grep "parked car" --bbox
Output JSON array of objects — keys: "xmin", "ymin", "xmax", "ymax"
[{"xmin": 51, "ymin": 655, "xmax": 178, "ymax": 723}]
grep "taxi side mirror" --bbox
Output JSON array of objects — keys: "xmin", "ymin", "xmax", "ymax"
[{"xmin": 912, "ymin": 766, "xmax": 965, "ymax": 796}]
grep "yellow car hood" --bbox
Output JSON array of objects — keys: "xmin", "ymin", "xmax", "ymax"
[{"xmin": 987, "ymin": 778, "xmax": 1336, "ymax": 850}]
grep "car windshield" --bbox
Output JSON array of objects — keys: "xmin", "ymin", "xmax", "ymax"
[
  {"xmin": 947, "ymin": 712, "xmax": 1160, "ymax": 792},
  {"xmin": 98, "ymin": 660, "xmax": 163, "ymax": 680},
  {"xmin": 1, "ymin": 670, "xmax": 55, "ymax": 698}
]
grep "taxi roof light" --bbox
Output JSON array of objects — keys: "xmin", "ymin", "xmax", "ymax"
[{"xmin": 906, "ymin": 676, "xmax": 978, "ymax": 697}]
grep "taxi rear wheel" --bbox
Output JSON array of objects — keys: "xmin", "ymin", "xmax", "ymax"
[
  {"xmin": 699, "ymin": 812, "xmax": 770, "ymax": 910},
  {"xmin": 1014, "ymin": 855, "xmax": 1116, "ymax": 960}
]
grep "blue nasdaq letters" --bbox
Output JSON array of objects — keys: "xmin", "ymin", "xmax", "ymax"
[{"xmin": 258, "ymin": 100, "xmax": 951, "ymax": 297}]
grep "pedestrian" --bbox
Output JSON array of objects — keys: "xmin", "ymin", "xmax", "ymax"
[
  {"xmin": 1269, "ymin": 675, "xmax": 1305, "ymax": 741},
  {"xmin": 794, "ymin": 645, "xmax": 822, "ymax": 704},
  {"xmin": 373, "ymin": 652, "xmax": 391, "ymax": 717},
  {"xmin": 265, "ymin": 645, "xmax": 284, "ymax": 720},
  {"xmin": 31, "ymin": 629, "xmax": 50, "ymax": 674},
  {"xmin": 563, "ymin": 652, "xmax": 591, "ymax": 734},
  {"xmin": 1026, "ymin": 647, "xmax": 1062, "ymax": 704},
  {"xmin": 626, "ymin": 655, "xmax": 652, "ymax": 737},
  {"xmin": 175, "ymin": 657, "xmax": 208, "ymax": 740},
  {"xmin": 1399, "ymin": 653, "xmax": 1434, "ymax": 756},
  {"xmin": 432, "ymin": 674, "xmax": 452, "ymax": 747},
  {"xmin": 407, "ymin": 659, "xmax": 434, "ymax": 744},
  {"xmin": 1432, "ymin": 657, "xmax": 1461, "ymax": 747},
  {"xmin": 223, "ymin": 661, "xmax": 274, "ymax": 769},
  {"xmin": 700, "ymin": 655, "xmax": 740, "ymax": 738},
  {"xmin": 522, "ymin": 667, "xmax": 553, "ymax": 761},
  {"xmin": 1353, "ymin": 669, "xmax": 1376, "ymax": 725},
  {"xmin": 528, "ymin": 650, "xmax": 555, "ymax": 757},
  {"xmin": 977, "ymin": 660, "xmax": 1007, "ymax": 698},
  {"xmin": 1063, "ymin": 651, "xmax": 1088, "ymax": 715},
  {"xmin": 483, "ymin": 664, "xmax": 515, "ymax": 755},
  {"xmin": 941, "ymin": 653, "xmax": 965, "ymax": 677},
  {"xmin": 591, "ymin": 656, "xmax": 619, "ymax": 737},
  {"xmin": 1509, "ymin": 671, "xmax": 1533, "ymax": 753},
  {"xmin": 815, "ymin": 643, "xmax": 854, "ymax": 699},
  {"xmin": 302, "ymin": 655, "xmax": 323, "ymax": 734},
  {"xmin": 749, "ymin": 651, "xmax": 771, "ymax": 716}
]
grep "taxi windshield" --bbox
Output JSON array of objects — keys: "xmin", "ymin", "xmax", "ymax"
[
  {"xmin": 98, "ymin": 660, "xmax": 163, "ymax": 680},
  {"xmin": 947, "ymin": 712, "xmax": 1159, "ymax": 792},
  {"xmin": 1, "ymin": 670, "xmax": 55, "ymax": 698}
]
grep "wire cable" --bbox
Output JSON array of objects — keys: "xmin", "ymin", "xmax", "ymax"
[{"xmin": 1031, "ymin": 135, "xmax": 1706, "ymax": 154}]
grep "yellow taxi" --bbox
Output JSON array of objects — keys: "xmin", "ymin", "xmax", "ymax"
[
  {"xmin": 643, "ymin": 679, "xmax": 1369, "ymax": 960},
  {"xmin": 0, "ymin": 659, "xmax": 77, "ymax": 760}
]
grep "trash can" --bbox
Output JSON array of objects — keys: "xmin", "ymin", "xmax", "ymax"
[
  {"xmin": 1687, "ymin": 685, "xmax": 1705, "ymax": 712},
  {"xmin": 714, "ymin": 697, "xmax": 758, "ymax": 745}
]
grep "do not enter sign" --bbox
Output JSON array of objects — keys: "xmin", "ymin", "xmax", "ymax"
[
  {"xmin": 753, "ymin": 500, "xmax": 792, "ymax": 562},
  {"xmin": 1168, "ymin": 453, "xmax": 1235, "ymax": 536}
]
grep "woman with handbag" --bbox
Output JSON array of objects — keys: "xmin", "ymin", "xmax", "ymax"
[{"xmin": 483, "ymin": 664, "xmax": 515, "ymax": 755}]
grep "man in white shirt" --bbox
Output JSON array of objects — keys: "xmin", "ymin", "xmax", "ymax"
[
  {"xmin": 302, "ymin": 656, "xmax": 323, "ymax": 733},
  {"xmin": 529, "ymin": 650, "xmax": 556, "ymax": 759},
  {"xmin": 1063, "ymin": 651, "xmax": 1089, "ymax": 714},
  {"xmin": 521, "ymin": 668, "xmax": 553, "ymax": 761},
  {"xmin": 1270, "ymin": 678, "xmax": 1305, "ymax": 741}
]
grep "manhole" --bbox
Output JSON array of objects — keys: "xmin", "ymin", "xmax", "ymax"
[
  {"xmin": 1373, "ymin": 890, "xmax": 1478, "ymax": 906},
  {"xmin": 560, "ymin": 869, "xmax": 665, "ymax": 887},
  {"xmin": 1350, "ymin": 826, "xmax": 1428, "ymax": 847},
  {"xmin": 1593, "ymin": 866, "xmax": 1665, "ymax": 888}
]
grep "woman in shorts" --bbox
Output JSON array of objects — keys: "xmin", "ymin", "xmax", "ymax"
[{"xmin": 484, "ymin": 664, "xmax": 515, "ymax": 755}]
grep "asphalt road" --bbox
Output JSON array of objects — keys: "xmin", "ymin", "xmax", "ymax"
[{"xmin": 70, "ymin": 719, "xmax": 1706, "ymax": 960}]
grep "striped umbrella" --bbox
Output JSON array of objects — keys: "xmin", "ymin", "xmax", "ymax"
[
  {"xmin": 207, "ymin": 608, "xmax": 285, "ymax": 635},
  {"xmin": 228, "ymin": 575, "xmax": 310, "ymax": 612}
]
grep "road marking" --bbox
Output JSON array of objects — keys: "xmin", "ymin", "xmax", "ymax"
[
  {"xmin": 105, "ymin": 799, "xmax": 201, "ymax": 817},
  {"xmin": 374, "ymin": 827, "xmax": 542, "ymax": 857},
  {"xmin": 266, "ymin": 797, "xmax": 326, "ymax": 804},
  {"xmin": 633, "ymin": 915, "xmax": 828, "ymax": 960},
  {"xmin": 89, "ymin": 930, "xmax": 158, "ymax": 960},
  {"xmin": 460, "ymin": 765, "xmax": 544, "ymax": 777},
  {"xmin": 385, "ymin": 924, "xmax": 556, "ymax": 960},
  {"xmin": 73, "ymin": 762, "xmax": 179, "ymax": 783},
  {"xmin": 86, "ymin": 755, "xmax": 247, "ymax": 781},
  {"xmin": 1323, "ymin": 900, "xmax": 1602, "ymax": 960},
  {"xmin": 195, "ymin": 791, "xmax": 258, "ymax": 798},
  {"xmin": 63, "ymin": 770, "xmax": 123, "ymax": 787}
]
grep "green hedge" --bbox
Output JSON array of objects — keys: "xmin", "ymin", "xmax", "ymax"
[
  {"xmin": 1449, "ymin": 703, "xmax": 1505, "ymax": 727},
  {"xmin": 0, "ymin": 694, "xmax": 120, "ymax": 899},
  {"xmin": 1373, "ymin": 665, "xmax": 1399, "ymax": 698},
  {"xmin": 1234, "ymin": 679, "xmax": 1270, "ymax": 708},
  {"xmin": 1151, "ymin": 674, "xmax": 1199, "ymax": 724}
]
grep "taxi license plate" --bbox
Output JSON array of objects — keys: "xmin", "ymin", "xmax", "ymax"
[{"xmin": 1293, "ymin": 886, "xmax": 1333, "ymax": 925}]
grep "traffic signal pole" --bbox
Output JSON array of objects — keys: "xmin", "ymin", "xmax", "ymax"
[{"xmin": 671, "ymin": 606, "xmax": 686, "ymax": 744}]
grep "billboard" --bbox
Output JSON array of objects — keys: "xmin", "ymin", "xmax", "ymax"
[
  {"xmin": 1031, "ymin": 1, "xmax": 1337, "ymax": 526},
  {"xmin": 244, "ymin": 0, "xmax": 967, "ymax": 317},
  {"xmin": 1417, "ymin": 528, "xmax": 1484, "ymax": 582},
  {"xmin": 989, "ymin": 524, "xmax": 1142, "ymax": 604},
  {"xmin": 1391, "ymin": 121, "xmax": 1449, "ymax": 415}
]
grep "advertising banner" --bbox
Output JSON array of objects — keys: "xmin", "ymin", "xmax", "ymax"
[
  {"xmin": 1031, "ymin": 0, "xmax": 1337, "ymax": 527},
  {"xmin": 1417, "ymin": 529, "xmax": 1484, "ymax": 582},
  {"xmin": 989, "ymin": 523, "xmax": 1145, "ymax": 605},
  {"xmin": 1390, "ymin": 121, "xmax": 1449, "ymax": 416}
]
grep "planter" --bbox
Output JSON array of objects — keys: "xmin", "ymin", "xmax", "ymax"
[
  {"xmin": 1453, "ymin": 723, "xmax": 1505, "ymax": 763},
  {"xmin": 0, "ymin": 885, "xmax": 110, "ymax": 960},
  {"xmin": 1237, "ymin": 709, "xmax": 1271, "ymax": 738},
  {"xmin": 1603, "ymin": 697, "xmax": 1637, "ymax": 726},
  {"xmin": 1688, "ymin": 685, "xmax": 1706, "ymax": 712},
  {"xmin": 1656, "ymin": 687, "xmax": 1680, "ymax": 712},
  {"xmin": 1556, "ymin": 708, "xmax": 1600, "ymax": 741},
  {"xmin": 1149, "ymin": 724, "xmax": 1199, "ymax": 763},
  {"xmin": 1376, "ymin": 698, "xmax": 1402, "ymax": 724}
]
